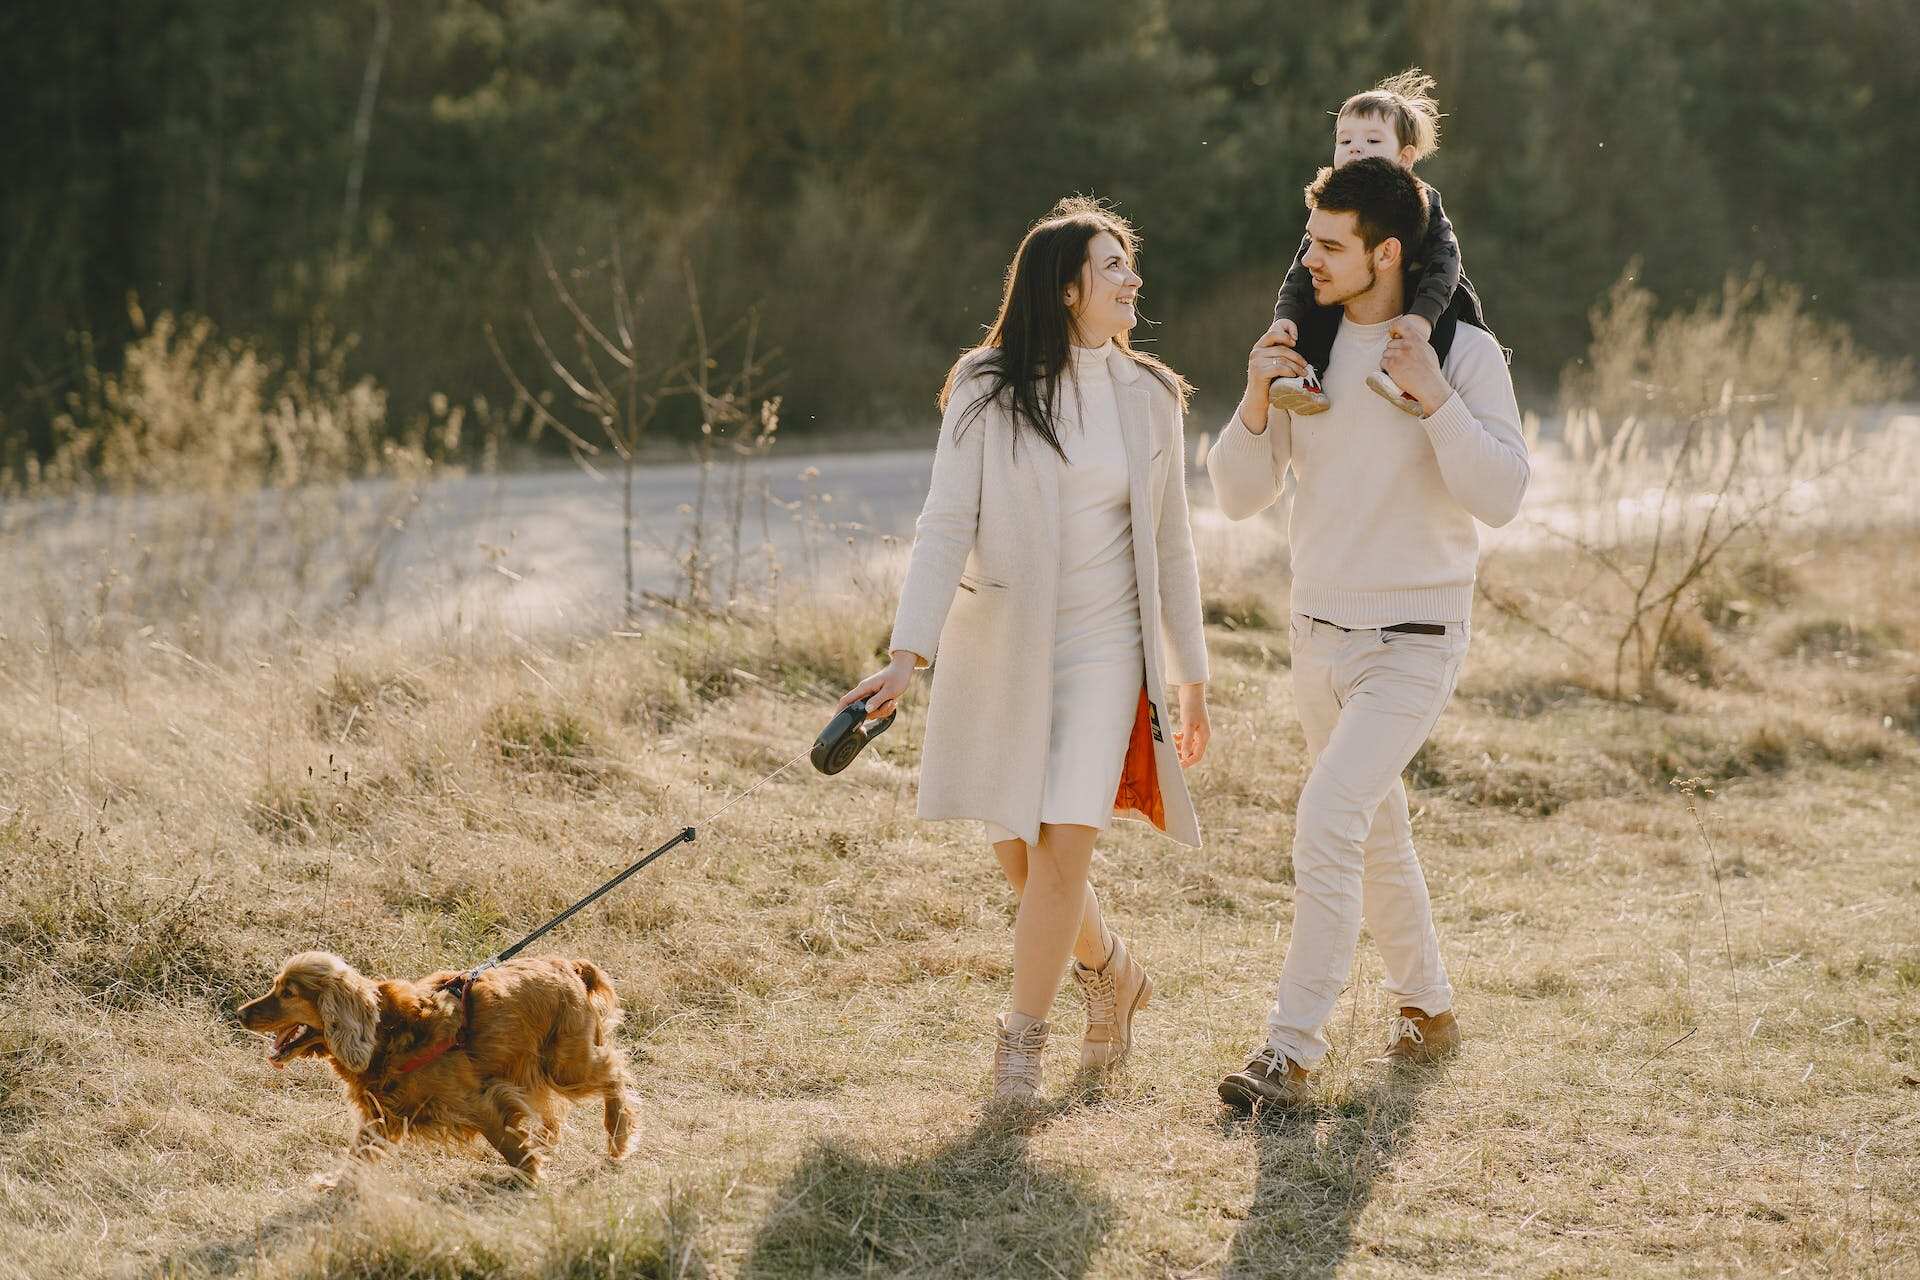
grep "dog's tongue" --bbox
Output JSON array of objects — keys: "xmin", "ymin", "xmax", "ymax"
[{"xmin": 270, "ymin": 1025, "xmax": 308, "ymax": 1063}]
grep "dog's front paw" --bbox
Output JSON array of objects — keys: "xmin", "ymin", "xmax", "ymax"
[{"xmin": 496, "ymin": 1160, "xmax": 542, "ymax": 1188}]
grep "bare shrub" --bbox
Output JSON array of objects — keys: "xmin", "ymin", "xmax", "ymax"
[
  {"xmin": 1698, "ymin": 552, "xmax": 1801, "ymax": 630},
  {"xmin": 1563, "ymin": 263, "xmax": 1909, "ymax": 437},
  {"xmin": 248, "ymin": 769, "xmax": 386, "ymax": 845},
  {"xmin": 1775, "ymin": 616, "xmax": 1904, "ymax": 664},
  {"xmin": 1542, "ymin": 266, "xmax": 1913, "ymax": 699},
  {"xmin": 490, "ymin": 241, "xmax": 785, "ymax": 620},
  {"xmin": 0, "ymin": 304, "xmax": 438, "ymax": 658},
  {"xmin": 0, "ymin": 817, "xmax": 239, "ymax": 1009},
  {"xmin": 484, "ymin": 698, "xmax": 621, "ymax": 789},
  {"xmin": 1656, "ymin": 609, "xmax": 1721, "ymax": 686},
  {"xmin": 0, "ymin": 1020, "xmax": 70, "ymax": 1136},
  {"xmin": 310, "ymin": 666, "xmax": 427, "ymax": 742}
]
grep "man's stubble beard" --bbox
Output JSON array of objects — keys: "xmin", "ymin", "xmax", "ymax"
[{"xmin": 1326, "ymin": 259, "xmax": 1378, "ymax": 310}]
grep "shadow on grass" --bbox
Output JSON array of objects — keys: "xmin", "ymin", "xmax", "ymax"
[
  {"xmin": 155, "ymin": 1154, "xmax": 545, "ymax": 1276},
  {"xmin": 1220, "ymin": 1069, "xmax": 1437, "ymax": 1280},
  {"xmin": 742, "ymin": 1107, "xmax": 1115, "ymax": 1279},
  {"xmin": 156, "ymin": 1195, "xmax": 340, "ymax": 1276}
]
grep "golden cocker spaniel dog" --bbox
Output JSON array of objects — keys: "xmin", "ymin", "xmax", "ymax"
[{"xmin": 238, "ymin": 951, "xmax": 636, "ymax": 1183}]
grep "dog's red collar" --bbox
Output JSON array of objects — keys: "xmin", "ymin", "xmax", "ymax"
[{"xmin": 395, "ymin": 972, "xmax": 476, "ymax": 1075}]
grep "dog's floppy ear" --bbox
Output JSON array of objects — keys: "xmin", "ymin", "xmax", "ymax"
[{"xmin": 314, "ymin": 958, "xmax": 380, "ymax": 1073}]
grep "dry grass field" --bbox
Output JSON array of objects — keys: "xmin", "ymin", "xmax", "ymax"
[{"xmin": 2, "ymin": 467, "xmax": 1917, "ymax": 1278}]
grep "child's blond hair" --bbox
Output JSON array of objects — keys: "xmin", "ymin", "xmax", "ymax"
[{"xmin": 1338, "ymin": 68, "xmax": 1443, "ymax": 163}]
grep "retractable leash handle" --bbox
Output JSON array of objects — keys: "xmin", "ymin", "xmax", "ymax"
[{"xmin": 811, "ymin": 697, "xmax": 896, "ymax": 775}]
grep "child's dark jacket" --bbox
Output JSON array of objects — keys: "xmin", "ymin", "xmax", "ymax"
[{"xmin": 1273, "ymin": 184, "xmax": 1495, "ymax": 373}]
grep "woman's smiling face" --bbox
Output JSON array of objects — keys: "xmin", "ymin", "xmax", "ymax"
[{"xmin": 1066, "ymin": 231, "xmax": 1142, "ymax": 346}]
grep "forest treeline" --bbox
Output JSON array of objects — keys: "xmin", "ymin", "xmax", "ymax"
[{"xmin": 4, "ymin": 0, "xmax": 1915, "ymax": 459}]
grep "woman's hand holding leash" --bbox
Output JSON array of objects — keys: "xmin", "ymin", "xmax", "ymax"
[{"xmin": 839, "ymin": 650, "xmax": 919, "ymax": 721}]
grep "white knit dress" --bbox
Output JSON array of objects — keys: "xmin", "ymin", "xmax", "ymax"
[{"xmin": 984, "ymin": 341, "xmax": 1145, "ymax": 844}]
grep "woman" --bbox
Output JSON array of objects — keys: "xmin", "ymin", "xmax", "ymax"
[{"xmin": 836, "ymin": 197, "xmax": 1211, "ymax": 1104}]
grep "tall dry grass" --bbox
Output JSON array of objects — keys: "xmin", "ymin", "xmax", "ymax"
[
  {"xmin": 0, "ymin": 283, "xmax": 1916, "ymax": 1277},
  {"xmin": 1561, "ymin": 263, "xmax": 1909, "ymax": 437},
  {"xmin": 1, "ymin": 502, "xmax": 1916, "ymax": 1277},
  {"xmin": 1494, "ymin": 264, "xmax": 1917, "ymax": 700},
  {"xmin": 0, "ymin": 303, "xmax": 459, "ymax": 662}
]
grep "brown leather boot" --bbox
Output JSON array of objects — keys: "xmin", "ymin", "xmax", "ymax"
[
  {"xmin": 1071, "ymin": 934, "xmax": 1153, "ymax": 1069},
  {"xmin": 991, "ymin": 1011, "xmax": 1049, "ymax": 1104},
  {"xmin": 1218, "ymin": 1044, "xmax": 1310, "ymax": 1113},
  {"xmin": 1371, "ymin": 1006, "xmax": 1461, "ymax": 1065}
]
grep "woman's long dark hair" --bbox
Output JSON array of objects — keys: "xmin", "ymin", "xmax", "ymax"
[{"xmin": 941, "ymin": 196, "xmax": 1190, "ymax": 460}]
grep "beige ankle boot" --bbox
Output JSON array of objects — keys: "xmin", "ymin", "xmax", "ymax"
[
  {"xmin": 1071, "ymin": 934, "xmax": 1152, "ymax": 1069},
  {"xmin": 991, "ymin": 1011, "xmax": 1049, "ymax": 1103}
]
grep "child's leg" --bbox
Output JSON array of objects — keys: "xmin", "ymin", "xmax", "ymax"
[
  {"xmin": 1367, "ymin": 317, "xmax": 1431, "ymax": 417},
  {"xmin": 1268, "ymin": 309, "xmax": 1335, "ymax": 416},
  {"xmin": 1366, "ymin": 366, "xmax": 1426, "ymax": 416}
]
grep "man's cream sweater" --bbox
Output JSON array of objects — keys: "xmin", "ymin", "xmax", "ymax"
[{"xmin": 1206, "ymin": 316, "xmax": 1529, "ymax": 627}]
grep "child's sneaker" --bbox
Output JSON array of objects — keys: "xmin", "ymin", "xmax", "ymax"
[
  {"xmin": 1268, "ymin": 365, "xmax": 1329, "ymax": 416},
  {"xmin": 1366, "ymin": 368, "xmax": 1425, "ymax": 417}
]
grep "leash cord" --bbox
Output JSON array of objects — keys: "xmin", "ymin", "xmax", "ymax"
[{"xmin": 471, "ymin": 737, "xmax": 820, "ymax": 976}]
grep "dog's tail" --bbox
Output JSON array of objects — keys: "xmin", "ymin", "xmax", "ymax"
[{"xmin": 573, "ymin": 960, "xmax": 624, "ymax": 1038}]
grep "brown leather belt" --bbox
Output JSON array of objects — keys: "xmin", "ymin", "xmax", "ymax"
[{"xmin": 1308, "ymin": 617, "xmax": 1450, "ymax": 636}]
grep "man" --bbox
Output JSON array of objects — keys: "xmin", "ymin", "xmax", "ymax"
[{"xmin": 1206, "ymin": 157, "xmax": 1529, "ymax": 1110}]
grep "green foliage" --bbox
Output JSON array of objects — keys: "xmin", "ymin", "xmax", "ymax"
[{"xmin": 3, "ymin": 0, "xmax": 1916, "ymax": 448}]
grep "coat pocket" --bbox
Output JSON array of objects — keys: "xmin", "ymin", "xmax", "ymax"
[
  {"xmin": 958, "ymin": 571, "xmax": 1008, "ymax": 594},
  {"xmin": 1148, "ymin": 445, "xmax": 1171, "ymax": 518}
]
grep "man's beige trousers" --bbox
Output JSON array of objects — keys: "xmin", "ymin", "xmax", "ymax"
[{"xmin": 1265, "ymin": 612, "xmax": 1470, "ymax": 1068}]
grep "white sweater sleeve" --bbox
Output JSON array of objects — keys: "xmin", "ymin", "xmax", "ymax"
[
  {"xmin": 1204, "ymin": 404, "xmax": 1293, "ymax": 520},
  {"xmin": 1418, "ymin": 333, "xmax": 1530, "ymax": 527}
]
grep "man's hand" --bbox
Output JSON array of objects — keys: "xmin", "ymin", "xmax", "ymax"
[
  {"xmin": 1394, "ymin": 313, "xmax": 1433, "ymax": 344},
  {"xmin": 1240, "ymin": 329, "xmax": 1306, "ymax": 433},
  {"xmin": 1383, "ymin": 323, "xmax": 1453, "ymax": 417}
]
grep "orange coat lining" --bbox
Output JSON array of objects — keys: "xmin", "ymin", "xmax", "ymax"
[{"xmin": 1111, "ymin": 683, "xmax": 1166, "ymax": 831}]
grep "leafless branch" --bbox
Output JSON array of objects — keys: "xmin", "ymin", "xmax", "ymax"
[
  {"xmin": 536, "ymin": 237, "xmax": 632, "ymax": 370},
  {"xmin": 484, "ymin": 321, "xmax": 599, "ymax": 455}
]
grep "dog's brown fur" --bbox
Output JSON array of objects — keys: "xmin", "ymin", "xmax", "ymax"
[{"xmin": 238, "ymin": 952, "xmax": 637, "ymax": 1182}]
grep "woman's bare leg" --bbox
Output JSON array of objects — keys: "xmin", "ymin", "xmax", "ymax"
[
  {"xmin": 1006, "ymin": 823, "xmax": 1102, "ymax": 1020},
  {"xmin": 993, "ymin": 836, "xmax": 1112, "ymax": 971}
]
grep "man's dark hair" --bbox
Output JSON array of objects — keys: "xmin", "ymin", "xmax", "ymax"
[{"xmin": 1305, "ymin": 157, "xmax": 1428, "ymax": 263}]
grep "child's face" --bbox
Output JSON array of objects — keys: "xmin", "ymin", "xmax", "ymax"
[{"xmin": 1333, "ymin": 111, "xmax": 1418, "ymax": 169}]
